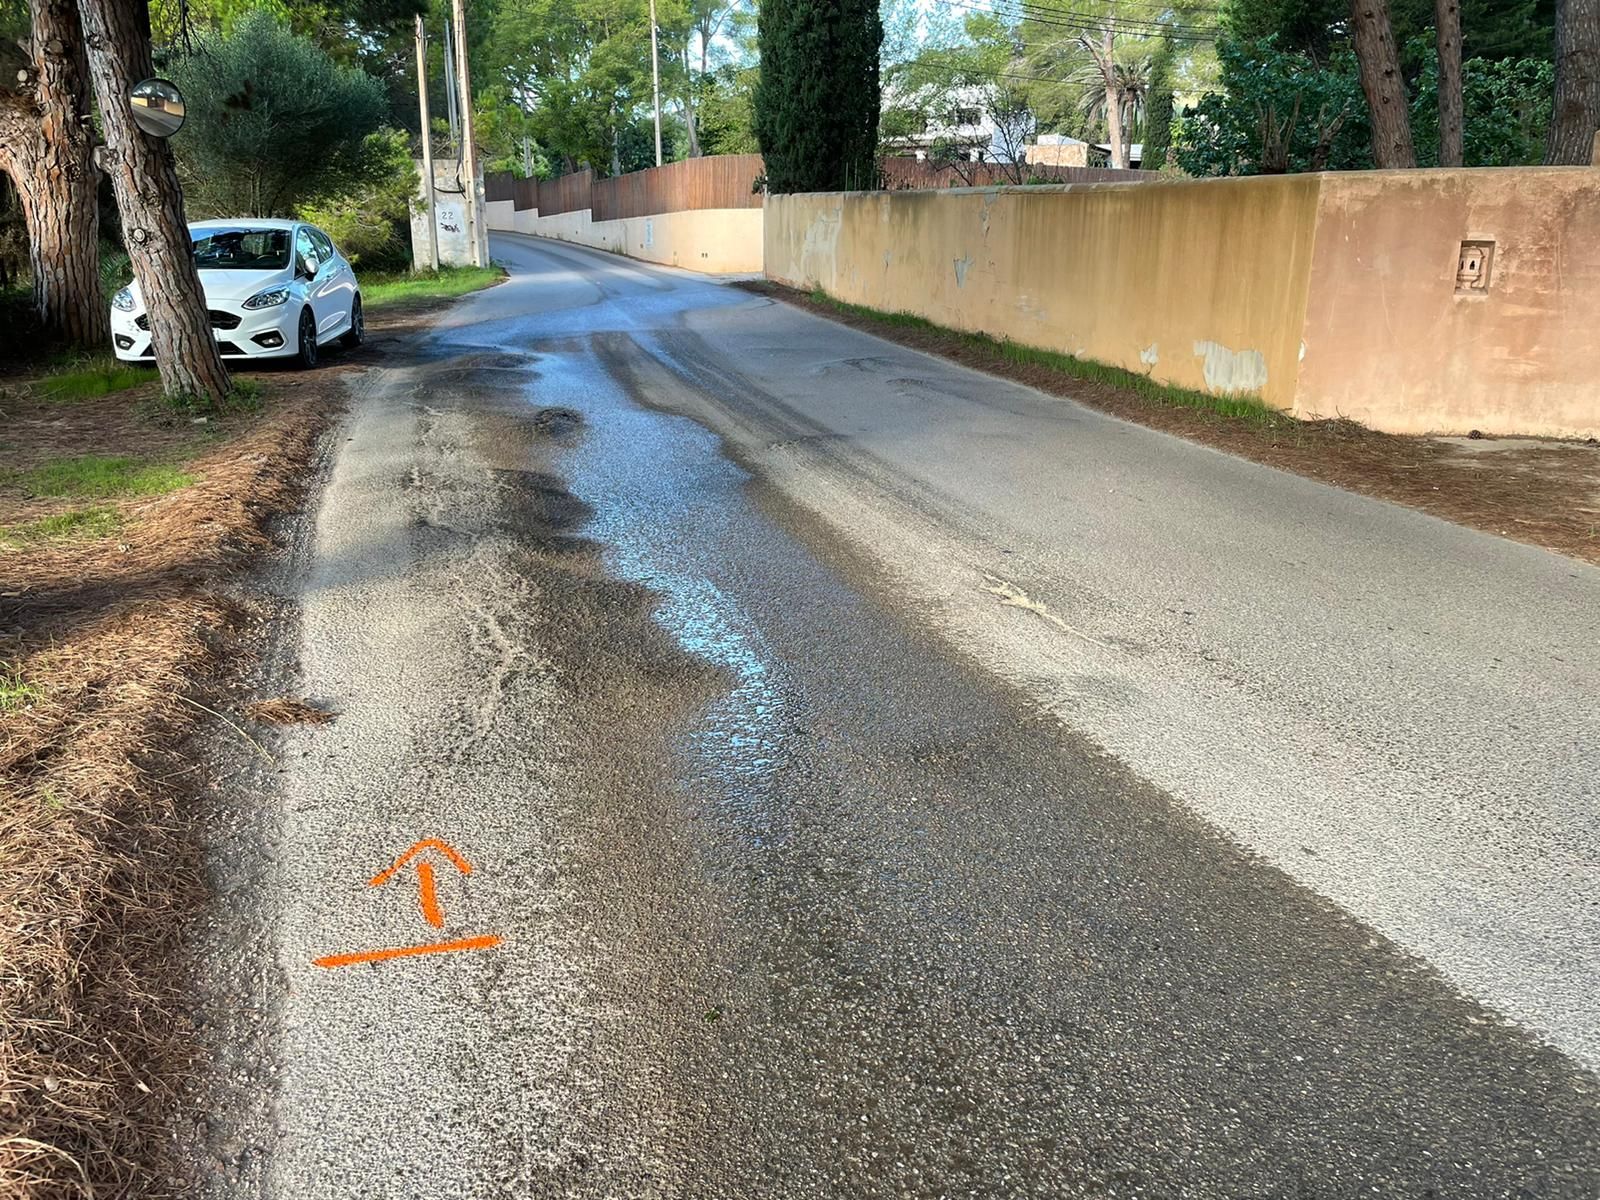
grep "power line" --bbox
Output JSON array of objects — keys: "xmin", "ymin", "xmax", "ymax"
[
  {"xmin": 928, "ymin": 0, "xmax": 1221, "ymax": 42},
  {"xmin": 999, "ymin": 0, "xmax": 1220, "ymax": 40},
  {"xmin": 1004, "ymin": 0, "xmax": 1222, "ymax": 18},
  {"xmin": 892, "ymin": 50, "xmax": 1100, "ymax": 87},
  {"xmin": 976, "ymin": 0, "xmax": 1223, "ymax": 22}
]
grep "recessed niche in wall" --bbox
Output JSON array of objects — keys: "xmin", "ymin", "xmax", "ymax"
[{"xmin": 1456, "ymin": 240, "xmax": 1495, "ymax": 293}]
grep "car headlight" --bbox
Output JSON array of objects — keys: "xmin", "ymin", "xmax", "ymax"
[
  {"xmin": 112, "ymin": 286, "xmax": 135, "ymax": 312},
  {"xmin": 243, "ymin": 286, "xmax": 291, "ymax": 310}
]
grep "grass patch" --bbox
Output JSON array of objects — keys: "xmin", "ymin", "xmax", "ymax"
[
  {"xmin": 0, "ymin": 663, "xmax": 44, "ymax": 712},
  {"xmin": 0, "ymin": 505, "xmax": 122, "ymax": 547},
  {"xmin": 9, "ymin": 454, "xmax": 195, "ymax": 500},
  {"xmin": 154, "ymin": 375, "xmax": 266, "ymax": 416},
  {"xmin": 807, "ymin": 289, "xmax": 1293, "ymax": 430},
  {"xmin": 228, "ymin": 376, "xmax": 265, "ymax": 408},
  {"xmin": 36, "ymin": 355, "xmax": 157, "ymax": 402},
  {"xmin": 362, "ymin": 263, "xmax": 506, "ymax": 309}
]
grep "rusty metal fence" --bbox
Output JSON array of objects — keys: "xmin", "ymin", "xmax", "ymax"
[
  {"xmin": 484, "ymin": 172, "xmax": 515, "ymax": 202},
  {"xmin": 535, "ymin": 169, "xmax": 593, "ymax": 216},
  {"xmin": 591, "ymin": 154, "xmax": 765, "ymax": 221},
  {"xmin": 487, "ymin": 155, "xmax": 765, "ymax": 219}
]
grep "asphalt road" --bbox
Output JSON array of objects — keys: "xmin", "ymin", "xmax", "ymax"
[{"xmin": 213, "ymin": 235, "xmax": 1599, "ymax": 1198}]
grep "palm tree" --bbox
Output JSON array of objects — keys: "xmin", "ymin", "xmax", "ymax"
[{"xmin": 1067, "ymin": 46, "xmax": 1155, "ymax": 167}]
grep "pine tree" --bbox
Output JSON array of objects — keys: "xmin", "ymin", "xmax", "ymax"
[
  {"xmin": 1463, "ymin": 0, "xmax": 1552, "ymax": 60},
  {"xmin": 754, "ymin": 0, "xmax": 883, "ymax": 192}
]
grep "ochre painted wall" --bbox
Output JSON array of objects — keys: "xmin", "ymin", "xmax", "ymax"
[
  {"xmin": 483, "ymin": 203, "xmax": 763, "ymax": 274},
  {"xmin": 764, "ymin": 179, "xmax": 1324, "ymax": 412},
  {"xmin": 1297, "ymin": 169, "xmax": 1600, "ymax": 438}
]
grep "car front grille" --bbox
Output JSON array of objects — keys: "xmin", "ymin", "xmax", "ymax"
[{"xmin": 135, "ymin": 310, "xmax": 243, "ymax": 330}]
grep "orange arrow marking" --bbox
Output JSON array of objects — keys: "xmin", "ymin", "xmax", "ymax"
[
  {"xmin": 370, "ymin": 837, "xmax": 474, "ymax": 886},
  {"xmin": 313, "ymin": 837, "xmax": 503, "ymax": 970},
  {"xmin": 313, "ymin": 935, "xmax": 503, "ymax": 970},
  {"xmin": 415, "ymin": 862, "xmax": 444, "ymax": 928},
  {"xmin": 370, "ymin": 838, "xmax": 473, "ymax": 928}
]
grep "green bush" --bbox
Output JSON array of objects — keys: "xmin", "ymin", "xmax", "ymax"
[
  {"xmin": 299, "ymin": 129, "xmax": 416, "ymax": 272},
  {"xmin": 1174, "ymin": 38, "xmax": 1372, "ymax": 176},
  {"xmin": 98, "ymin": 241, "xmax": 130, "ymax": 302},
  {"xmin": 168, "ymin": 11, "xmax": 387, "ymax": 217},
  {"xmin": 1176, "ymin": 33, "xmax": 1556, "ymax": 175},
  {"xmin": 1408, "ymin": 43, "xmax": 1553, "ymax": 166}
]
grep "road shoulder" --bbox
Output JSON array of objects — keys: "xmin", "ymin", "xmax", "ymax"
[{"xmin": 743, "ymin": 280, "xmax": 1600, "ymax": 567}]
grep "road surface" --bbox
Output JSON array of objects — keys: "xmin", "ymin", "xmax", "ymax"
[{"xmin": 201, "ymin": 235, "xmax": 1600, "ymax": 1197}]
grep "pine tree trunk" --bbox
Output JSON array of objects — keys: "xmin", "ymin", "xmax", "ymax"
[
  {"xmin": 1546, "ymin": 0, "xmax": 1600, "ymax": 163},
  {"xmin": 1436, "ymin": 0, "xmax": 1464, "ymax": 165},
  {"xmin": 684, "ymin": 52, "xmax": 703, "ymax": 158},
  {"xmin": 0, "ymin": 0, "xmax": 104, "ymax": 347},
  {"xmin": 74, "ymin": 0, "xmax": 229, "ymax": 403},
  {"xmin": 1350, "ymin": 0, "xmax": 1418, "ymax": 167}
]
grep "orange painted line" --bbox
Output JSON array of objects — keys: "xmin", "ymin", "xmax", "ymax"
[
  {"xmin": 369, "ymin": 838, "xmax": 473, "ymax": 887},
  {"xmin": 416, "ymin": 861, "xmax": 445, "ymax": 928},
  {"xmin": 312, "ymin": 935, "xmax": 503, "ymax": 969}
]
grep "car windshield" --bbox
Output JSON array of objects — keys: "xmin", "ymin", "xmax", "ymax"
[{"xmin": 191, "ymin": 228, "xmax": 291, "ymax": 270}]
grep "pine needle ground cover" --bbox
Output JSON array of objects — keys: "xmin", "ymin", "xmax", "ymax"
[{"xmin": 0, "ymin": 370, "xmax": 336, "ymax": 1197}]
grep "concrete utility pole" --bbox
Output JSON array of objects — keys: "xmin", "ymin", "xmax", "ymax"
[
  {"xmin": 649, "ymin": 0, "xmax": 663, "ymax": 166},
  {"xmin": 415, "ymin": 14, "xmax": 440, "ymax": 271},
  {"xmin": 451, "ymin": 0, "xmax": 486, "ymax": 266}
]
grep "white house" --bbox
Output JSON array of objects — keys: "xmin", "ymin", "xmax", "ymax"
[{"xmin": 881, "ymin": 82, "xmax": 1034, "ymax": 165}]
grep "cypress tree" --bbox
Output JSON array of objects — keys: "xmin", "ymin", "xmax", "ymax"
[
  {"xmin": 754, "ymin": 0, "xmax": 884, "ymax": 192},
  {"xmin": 1142, "ymin": 45, "xmax": 1176, "ymax": 170}
]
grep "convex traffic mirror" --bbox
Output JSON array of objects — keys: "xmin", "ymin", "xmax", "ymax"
[{"xmin": 129, "ymin": 78, "xmax": 185, "ymax": 137}]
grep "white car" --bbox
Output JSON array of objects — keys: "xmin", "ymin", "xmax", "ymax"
[{"xmin": 110, "ymin": 218, "xmax": 363, "ymax": 368}]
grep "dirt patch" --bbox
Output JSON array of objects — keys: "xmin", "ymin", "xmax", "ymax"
[
  {"xmin": 744, "ymin": 282, "xmax": 1600, "ymax": 567},
  {"xmin": 0, "ymin": 308, "xmax": 432, "ymax": 1197}
]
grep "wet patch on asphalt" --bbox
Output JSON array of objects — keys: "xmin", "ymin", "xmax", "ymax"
[
  {"xmin": 530, "ymin": 406, "xmax": 584, "ymax": 438},
  {"xmin": 434, "ymin": 344, "xmax": 741, "ymax": 1195},
  {"xmin": 557, "ymin": 328, "xmax": 1600, "ymax": 1198}
]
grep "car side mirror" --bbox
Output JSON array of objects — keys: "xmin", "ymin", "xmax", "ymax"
[{"xmin": 300, "ymin": 253, "xmax": 319, "ymax": 280}]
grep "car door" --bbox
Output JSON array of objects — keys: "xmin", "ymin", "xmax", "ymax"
[
  {"xmin": 307, "ymin": 227, "xmax": 355, "ymax": 334},
  {"xmin": 295, "ymin": 225, "xmax": 338, "ymax": 339}
]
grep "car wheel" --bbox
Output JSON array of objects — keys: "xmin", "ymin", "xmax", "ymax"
[
  {"xmin": 295, "ymin": 308, "xmax": 318, "ymax": 369},
  {"xmin": 341, "ymin": 295, "xmax": 364, "ymax": 349}
]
